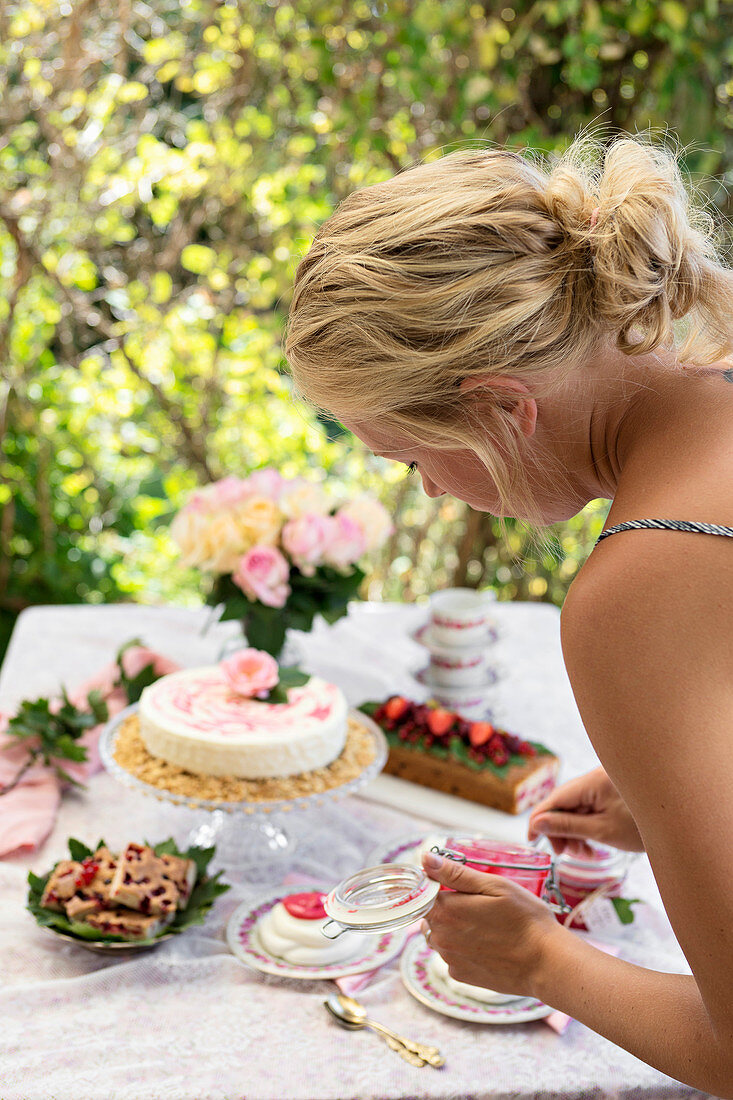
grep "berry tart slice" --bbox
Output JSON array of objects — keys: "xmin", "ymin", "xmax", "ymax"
[
  {"xmin": 363, "ymin": 697, "xmax": 559, "ymax": 814},
  {"xmin": 107, "ymin": 843, "xmax": 195, "ymax": 917}
]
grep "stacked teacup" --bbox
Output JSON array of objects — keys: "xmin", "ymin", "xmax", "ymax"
[{"xmin": 413, "ymin": 587, "xmax": 499, "ymax": 718}]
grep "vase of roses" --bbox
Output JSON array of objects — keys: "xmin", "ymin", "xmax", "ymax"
[{"xmin": 170, "ymin": 468, "xmax": 392, "ymax": 661}]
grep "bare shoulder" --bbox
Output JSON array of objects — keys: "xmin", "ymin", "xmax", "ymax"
[
  {"xmin": 561, "ymin": 528, "xmax": 733, "ymax": 765},
  {"xmin": 562, "ymin": 524, "xmax": 733, "ymax": 657}
]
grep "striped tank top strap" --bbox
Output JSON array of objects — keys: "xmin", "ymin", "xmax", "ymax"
[{"xmin": 597, "ymin": 519, "xmax": 733, "ymax": 544}]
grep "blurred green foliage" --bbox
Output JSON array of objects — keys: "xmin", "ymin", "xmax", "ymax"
[{"xmin": 1, "ymin": 0, "xmax": 732, "ymax": 661}]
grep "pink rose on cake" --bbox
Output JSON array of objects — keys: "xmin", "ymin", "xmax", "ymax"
[
  {"xmin": 322, "ymin": 512, "xmax": 368, "ymax": 570},
  {"xmin": 233, "ymin": 546, "xmax": 291, "ymax": 608},
  {"xmin": 281, "ymin": 514, "xmax": 329, "ymax": 576},
  {"xmin": 221, "ymin": 649, "xmax": 279, "ymax": 698}
]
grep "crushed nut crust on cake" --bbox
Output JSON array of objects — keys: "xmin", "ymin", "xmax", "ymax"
[{"xmin": 112, "ymin": 713, "xmax": 376, "ymax": 802}]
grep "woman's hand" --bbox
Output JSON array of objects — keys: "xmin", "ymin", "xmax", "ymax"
[
  {"xmin": 420, "ymin": 851, "xmax": 560, "ymax": 999},
  {"xmin": 527, "ymin": 766, "xmax": 644, "ymax": 855}
]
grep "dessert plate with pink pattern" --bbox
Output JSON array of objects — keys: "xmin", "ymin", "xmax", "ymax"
[
  {"xmin": 227, "ymin": 886, "xmax": 410, "ymax": 980},
  {"xmin": 400, "ymin": 936, "xmax": 553, "ymax": 1024}
]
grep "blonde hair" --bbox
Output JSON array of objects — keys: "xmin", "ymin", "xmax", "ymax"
[{"xmin": 286, "ymin": 136, "xmax": 733, "ymax": 518}]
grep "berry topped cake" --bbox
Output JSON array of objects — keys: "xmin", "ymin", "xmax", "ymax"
[
  {"xmin": 138, "ymin": 649, "xmax": 348, "ymax": 779},
  {"xmin": 364, "ymin": 696, "xmax": 559, "ymax": 814}
]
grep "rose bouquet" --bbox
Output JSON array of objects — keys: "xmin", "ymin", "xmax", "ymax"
[{"xmin": 170, "ymin": 469, "xmax": 393, "ymax": 659}]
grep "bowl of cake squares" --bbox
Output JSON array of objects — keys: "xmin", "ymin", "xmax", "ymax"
[{"xmin": 27, "ymin": 836, "xmax": 229, "ymax": 952}]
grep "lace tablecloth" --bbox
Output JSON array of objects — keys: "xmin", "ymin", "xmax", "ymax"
[{"xmin": 0, "ymin": 603, "xmax": 710, "ymax": 1100}]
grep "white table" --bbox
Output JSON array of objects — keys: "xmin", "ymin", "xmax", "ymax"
[{"xmin": 0, "ymin": 603, "xmax": 710, "ymax": 1100}]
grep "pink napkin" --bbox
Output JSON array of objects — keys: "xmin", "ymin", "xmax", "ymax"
[{"xmin": 0, "ymin": 646, "xmax": 179, "ymax": 858}]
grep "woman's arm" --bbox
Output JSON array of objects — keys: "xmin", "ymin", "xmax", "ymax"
[
  {"xmin": 424, "ymin": 531, "xmax": 733, "ymax": 1094},
  {"xmin": 559, "ymin": 532, "xmax": 733, "ymax": 1093},
  {"xmin": 423, "ymin": 856, "xmax": 732, "ymax": 1094}
]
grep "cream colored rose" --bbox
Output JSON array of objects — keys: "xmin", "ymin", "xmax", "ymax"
[
  {"xmin": 171, "ymin": 496, "xmax": 282, "ymax": 575},
  {"xmin": 234, "ymin": 496, "xmax": 282, "ymax": 550},
  {"xmin": 339, "ymin": 496, "xmax": 394, "ymax": 552},
  {"xmin": 198, "ymin": 513, "xmax": 253, "ymax": 574},
  {"xmin": 279, "ymin": 481, "xmax": 331, "ymax": 519},
  {"xmin": 169, "ymin": 508, "xmax": 216, "ymax": 569}
]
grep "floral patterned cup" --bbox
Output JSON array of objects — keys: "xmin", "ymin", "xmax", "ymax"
[{"xmin": 429, "ymin": 588, "xmax": 496, "ymax": 647}]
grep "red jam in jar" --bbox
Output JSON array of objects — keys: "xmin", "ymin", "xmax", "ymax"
[
  {"xmin": 554, "ymin": 844, "xmax": 630, "ymax": 929},
  {"xmin": 443, "ymin": 837, "xmax": 552, "ymax": 897}
]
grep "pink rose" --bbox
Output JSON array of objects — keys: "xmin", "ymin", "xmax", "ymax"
[
  {"xmin": 340, "ymin": 496, "xmax": 394, "ymax": 551},
  {"xmin": 243, "ymin": 468, "xmax": 286, "ymax": 501},
  {"xmin": 281, "ymin": 514, "xmax": 329, "ymax": 576},
  {"xmin": 185, "ymin": 477, "xmax": 251, "ymax": 514},
  {"xmin": 220, "ymin": 648, "xmax": 279, "ymax": 697},
  {"xmin": 208, "ymin": 476, "xmax": 252, "ymax": 509},
  {"xmin": 322, "ymin": 512, "xmax": 368, "ymax": 570},
  {"xmin": 233, "ymin": 545, "xmax": 291, "ymax": 608}
]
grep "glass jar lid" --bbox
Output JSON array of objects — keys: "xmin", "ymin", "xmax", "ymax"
[
  {"xmin": 555, "ymin": 843, "xmax": 631, "ymax": 886},
  {"xmin": 322, "ymin": 863, "xmax": 440, "ymax": 936}
]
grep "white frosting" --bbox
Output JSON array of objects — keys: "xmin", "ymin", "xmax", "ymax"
[
  {"xmin": 138, "ymin": 667, "xmax": 347, "ymax": 778},
  {"xmin": 257, "ymin": 903, "xmax": 367, "ymax": 965},
  {"xmin": 429, "ymin": 951, "xmax": 519, "ymax": 1004}
]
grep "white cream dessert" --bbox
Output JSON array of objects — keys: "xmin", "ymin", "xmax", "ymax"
[
  {"xmin": 408, "ymin": 834, "xmax": 446, "ymax": 869},
  {"xmin": 138, "ymin": 667, "xmax": 348, "ymax": 778},
  {"xmin": 257, "ymin": 892, "xmax": 368, "ymax": 965},
  {"xmin": 429, "ymin": 950, "xmax": 519, "ymax": 1004}
]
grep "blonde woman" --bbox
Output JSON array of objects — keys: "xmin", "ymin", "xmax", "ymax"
[{"xmin": 286, "ymin": 137, "xmax": 733, "ymax": 1094}]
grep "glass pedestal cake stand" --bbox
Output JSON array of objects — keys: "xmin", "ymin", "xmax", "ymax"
[{"xmin": 99, "ymin": 705, "xmax": 388, "ymax": 878}]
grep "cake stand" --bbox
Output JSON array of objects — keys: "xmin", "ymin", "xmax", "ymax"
[{"xmin": 98, "ymin": 705, "xmax": 388, "ymax": 878}]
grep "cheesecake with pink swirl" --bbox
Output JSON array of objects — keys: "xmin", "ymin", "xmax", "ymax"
[{"xmin": 138, "ymin": 649, "xmax": 347, "ymax": 778}]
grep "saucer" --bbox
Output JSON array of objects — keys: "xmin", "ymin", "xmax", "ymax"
[
  {"xmin": 415, "ymin": 666, "xmax": 499, "ymax": 696},
  {"xmin": 412, "ymin": 622, "xmax": 499, "ymax": 658},
  {"xmin": 400, "ymin": 937, "xmax": 552, "ymax": 1024},
  {"xmin": 227, "ymin": 887, "xmax": 409, "ymax": 980}
]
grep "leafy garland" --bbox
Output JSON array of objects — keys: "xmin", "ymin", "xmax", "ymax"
[
  {"xmin": 1, "ymin": 638, "xmax": 166, "ymax": 796},
  {"xmin": 27, "ymin": 836, "xmax": 230, "ymax": 943}
]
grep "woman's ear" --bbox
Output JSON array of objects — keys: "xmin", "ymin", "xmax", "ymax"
[{"xmin": 460, "ymin": 375, "xmax": 538, "ymax": 438}]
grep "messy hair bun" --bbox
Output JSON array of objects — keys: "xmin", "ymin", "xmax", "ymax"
[
  {"xmin": 286, "ymin": 135, "xmax": 733, "ymax": 518},
  {"xmin": 547, "ymin": 137, "xmax": 733, "ymax": 361}
]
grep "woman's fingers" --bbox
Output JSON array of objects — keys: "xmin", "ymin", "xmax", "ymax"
[
  {"xmin": 528, "ymin": 808, "xmax": 602, "ymax": 843},
  {"xmin": 529, "ymin": 770, "xmax": 599, "ymax": 820},
  {"xmin": 422, "ymin": 851, "xmax": 503, "ymax": 895}
]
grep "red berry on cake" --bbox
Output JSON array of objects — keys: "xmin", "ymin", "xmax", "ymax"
[
  {"xmin": 384, "ymin": 696, "xmax": 409, "ymax": 721},
  {"xmin": 427, "ymin": 707, "xmax": 454, "ymax": 736},
  {"xmin": 468, "ymin": 721, "xmax": 495, "ymax": 747}
]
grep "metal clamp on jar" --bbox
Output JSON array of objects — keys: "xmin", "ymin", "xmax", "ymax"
[{"xmin": 433, "ymin": 838, "xmax": 573, "ymax": 917}]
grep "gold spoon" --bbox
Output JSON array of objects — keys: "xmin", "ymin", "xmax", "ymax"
[{"xmin": 324, "ymin": 993, "xmax": 445, "ymax": 1068}]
